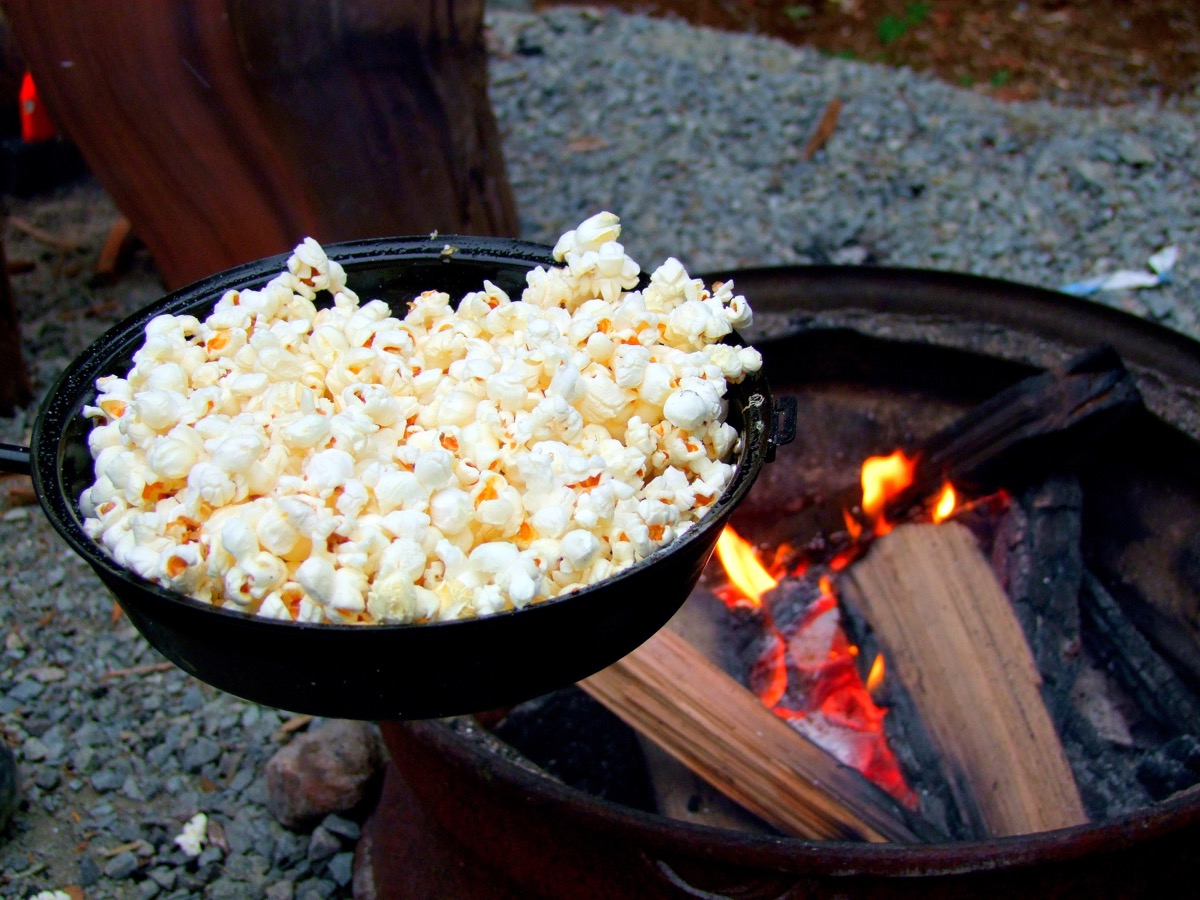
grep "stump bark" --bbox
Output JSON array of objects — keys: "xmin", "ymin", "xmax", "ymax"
[{"xmin": 2, "ymin": 0, "xmax": 518, "ymax": 289}]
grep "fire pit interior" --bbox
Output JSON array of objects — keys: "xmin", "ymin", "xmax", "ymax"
[{"xmin": 357, "ymin": 267, "xmax": 1200, "ymax": 898}]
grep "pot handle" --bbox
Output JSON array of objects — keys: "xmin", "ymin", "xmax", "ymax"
[
  {"xmin": 0, "ymin": 443, "xmax": 31, "ymax": 476},
  {"xmin": 767, "ymin": 395, "xmax": 797, "ymax": 461}
]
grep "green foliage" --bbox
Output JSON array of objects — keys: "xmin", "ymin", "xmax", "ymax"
[
  {"xmin": 784, "ymin": 5, "xmax": 814, "ymax": 21},
  {"xmin": 877, "ymin": 2, "xmax": 932, "ymax": 46},
  {"xmin": 990, "ymin": 69, "xmax": 1012, "ymax": 87}
]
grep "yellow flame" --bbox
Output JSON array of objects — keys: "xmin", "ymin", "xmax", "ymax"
[
  {"xmin": 932, "ymin": 483, "xmax": 957, "ymax": 524},
  {"xmin": 861, "ymin": 450, "xmax": 915, "ymax": 520},
  {"xmin": 866, "ymin": 654, "xmax": 886, "ymax": 693},
  {"xmin": 716, "ymin": 526, "xmax": 777, "ymax": 607}
]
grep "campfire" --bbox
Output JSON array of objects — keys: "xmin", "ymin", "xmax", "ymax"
[{"xmin": 480, "ymin": 343, "xmax": 1200, "ymax": 846}]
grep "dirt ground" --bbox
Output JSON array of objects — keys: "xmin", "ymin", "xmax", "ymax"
[{"xmin": 540, "ymin": 0, "xmax": 1200, "ymax": 105}]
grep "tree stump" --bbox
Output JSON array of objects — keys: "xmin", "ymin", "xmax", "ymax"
[
  {"xmin": 3, "ymin": 0, "xmax": 518, "ymax": 289},
  {"xmin": 0, "ymin": 230, "xmax": 31, "ymax": 414}
]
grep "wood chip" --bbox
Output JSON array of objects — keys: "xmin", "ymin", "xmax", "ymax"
[
  {"xmin": 101, "ymin": 661, "xmax": 174, "ymax": 680},
  {"xmin": 6, "ymin": 215, "xmax": 86, "ymax": 250},
  {"xmin": 802, "ymin": 97, "xmax": 843, "ymax": 160},
  {"xmin": 273, "ymin": 714, "xmax": 315, "ymax": 742}
]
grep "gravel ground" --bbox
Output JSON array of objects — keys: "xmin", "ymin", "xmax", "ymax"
[{"xmin": 0, "ymin": 6, "xmax": 1197, "ymax": 897}]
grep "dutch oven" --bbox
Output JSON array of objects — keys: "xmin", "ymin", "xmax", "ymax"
[{"xmin": 0, "ymin": 236, "xmax": 792, "ymax": 720}]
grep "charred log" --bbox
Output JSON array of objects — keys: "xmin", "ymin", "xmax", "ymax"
[{"xmin": 765, "ymin": 346, "xmax": 1143, "ymax": 560}]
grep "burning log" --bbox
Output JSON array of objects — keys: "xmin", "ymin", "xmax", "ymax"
[
  {"xmin": 766, "ymin": 345, "xmax": 1142, "ymax": 558},
  {"xmin": 839, "ymin": 521, "xmax": 1089, "ymax": 837},
  {"xmin": 580, "ymin": 627, "xmax": 941, "ymax": 843}
]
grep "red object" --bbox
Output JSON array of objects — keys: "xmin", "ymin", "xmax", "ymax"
[{"xmin": 19, "ymin": 72, "xmax": 56, "ymax": 143}]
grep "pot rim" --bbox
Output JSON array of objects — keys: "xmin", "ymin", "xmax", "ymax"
[{"xmin": 28, "ymin": 234, "xmax": 773, "ymax": 634}]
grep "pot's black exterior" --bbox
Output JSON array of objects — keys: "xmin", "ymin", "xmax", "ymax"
[{"xmin": 28, "ymin": 237, "xmax": 776, "ymax": 719}]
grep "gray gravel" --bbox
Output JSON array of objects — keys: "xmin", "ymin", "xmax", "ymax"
[{"xmin": 0, "ymin": 6, "xmax": 1198, "ymax": 897}]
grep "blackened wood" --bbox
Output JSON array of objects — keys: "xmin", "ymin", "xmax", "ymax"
[
  {"xmin": 839, "ymin": 522, "xmax": 1088, "ymax": 837},
  {"xmin": 4, "ymin": 0, "xmax": 518, "ymax": 289},
  {"xmin": 764, "ymin": 346, "xmax": 1142, "ymax": 558},
  {"xmin": 838, "ymin": 587, "xmax": 987, "ymax": 841},
  {"xmin": 996, "ymin": 474, "xmax": 1085, "ymax": 716},
  {"xmin": 1081, "ymin": 570, "xmax": 1200, "ymax": 735},
  {"xmin": 1138, "ymin": 735, "xmax": 1200, "ymax": 801}
]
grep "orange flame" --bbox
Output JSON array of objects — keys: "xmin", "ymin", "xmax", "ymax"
[
  {"xmin": 715, "ymin": 526, "xmax": 778, "ymax": 607},
  {"xmin": 860, "ymin": 450, "xmax": 915, "ymax": 535},
  {"xmin": 932, "ymin": 483, "xmax": 957, "ymax": 524},
  {"xmin": 866, "ymin": 653, "xmax": 886, "ymax": 693}
]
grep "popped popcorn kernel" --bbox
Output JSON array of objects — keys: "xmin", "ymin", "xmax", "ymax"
[{"xmin": 81, "ymin": 214, "xmax": 759, "ymax": 624}]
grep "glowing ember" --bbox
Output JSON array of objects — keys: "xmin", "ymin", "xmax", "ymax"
[
  {"xmin": 860, "ymin": 450, "xmax": 915, "ymax": 535},
  {"xmin": 715, "ymin": 526, "xmax": 777, "ymax": 607},
  {"xmin": 713, "ymin": 533, "xmax": 917, "ymax": 808},
  {"xmin": 866, "ymin": 653, "xmax": 886, "ymax": 694},
  {"xmin": 932, "ymin": 483, "xmax": 957, "ymax": 524}
]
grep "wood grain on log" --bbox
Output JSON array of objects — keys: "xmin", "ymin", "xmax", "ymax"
[
  {"xmin": 840, "ymin": 522, "xmax": 1088, "ymax": 837},
  {"xmin": 4, "ymin": 0, "xmax": 518, "ymax": 289},
  {"xmin": 581, "ymin": 627, "xmax": 938, "ymax": 843}
]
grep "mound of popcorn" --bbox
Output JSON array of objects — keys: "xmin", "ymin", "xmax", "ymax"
[{"xmin": 79, "ymin": 212, "xmax": 762, "ymax": 625}]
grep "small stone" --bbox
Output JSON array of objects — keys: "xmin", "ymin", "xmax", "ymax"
[
  {"xmin": 103, "ymin": 850, "xmax": 140, "ymax": 879},
  {"xmin": 137, "ymin": 879, "xmax": 161, "ymax": 900},
  {"xmin": 206, "ymin": 877, "xmax": 248, "ymax": 900},
  {"xmin": 318, "ymin": 813, "xmax": 361, "ymax": 841},
  {"xmin": 197, "ymin": 845, "xmax": 225, "ymax": 867},
  {"xmin": 9, "ymin": 678, "xmax": 44, "ymax": 701},
  {"xmin": 28, "ymin": 665, "xmax": 67, "ymax": 683},
  {"xmin": 1117, "ymin": 135, "xmax": 1155, "ymax": 167},
  {"xmin": 147, "ymin": 866, "xmax": 178, "ymax": 890},
  {"xmin": 265, "ymin": 881, "xmax": 296, "ymax": 900},
  {"xmin": 91, "ymin": 768, "xmax": 126, "ymax": 792},
  {"xmin": 22, "ymin": 735, "xmax": 49, "ymax": 762},
  {"xmin": 34, "ymin": 766, "xmax": 61, "ymax": 791},
  {"xmin": 307, "ymin": 826, "xmax": 342, "ymax": 863},
  {"xmin": 183, "ymin": 737, "xmax": 222, "ymax": 772},
  {"xmin": 295, "ymin": 878, "xmax": 338, "ymax": 900},
  {"xmin": 326, "ymin": 851, "xmax": 355, "ymax": 887},
  {"xmin": 264, "ymin": 720, "xmax": 384, "ymax": 829},
  {"xmin": 79, "ymin": 854, "xmax": 102, "ymax": 886}
]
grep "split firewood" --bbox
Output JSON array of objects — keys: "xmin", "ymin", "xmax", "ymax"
[
  {"xmin": 580, "ymin": 627, "xmax": 940, "ymax": 843},
  {"xmin": 839, "ymin": 521, "xmax": 1088, "ymax": 837}
]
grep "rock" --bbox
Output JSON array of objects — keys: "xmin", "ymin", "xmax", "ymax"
[
  {"xmin": 307, "ymin": 825, "xmax": 342, "ymax": 862},
  {"xmin": 264, "ymin": 720, "xmax": 384, "ymax": 829},
  {"xmin": 183, "ymin": 737, "xmax": 222, "ymax": 772},
  {"xmin": 265, "ymin": 880, "xmax": 296, "ymax": 900},
  {"xmin": 327, "ymin": 851, "xmax": 355, "ymax": 886},
  {"xmin": 79, "ymin": 854, "xmax": 102, "ymax": 886},
  {"xmin": 103, "ymin": 850, "xmax": 140, "ymax": 879},
  {"xmin": 318, "ymin": 813, "xmax": 361, "ymax": 841}
]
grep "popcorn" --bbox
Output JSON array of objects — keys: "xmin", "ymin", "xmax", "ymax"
[
  {"xmin": 81, "ymin": 214, "xmax": 759, "ymax": 625},
  {"xmin": 174, "ymin": 812, "xmax": 208, "ymax": 858}
]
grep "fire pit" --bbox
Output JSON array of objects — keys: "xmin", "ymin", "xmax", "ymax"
[{"xmin": 354, "ymin": 266, "xmax": 1200, "ymax": 898}]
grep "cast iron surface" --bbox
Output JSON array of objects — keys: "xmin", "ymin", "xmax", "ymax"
[
  {"xmin": 365, "ymin": 266, "xmax": 1200, "ymax": 896},
  {"xmin": 13, "ymin": 236, "xmax": 777, "ymax": 720}
]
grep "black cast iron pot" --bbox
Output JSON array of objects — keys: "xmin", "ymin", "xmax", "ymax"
[{"xmin": 0, "ymin": 236, "xmax": 790, "ymax": 720}]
